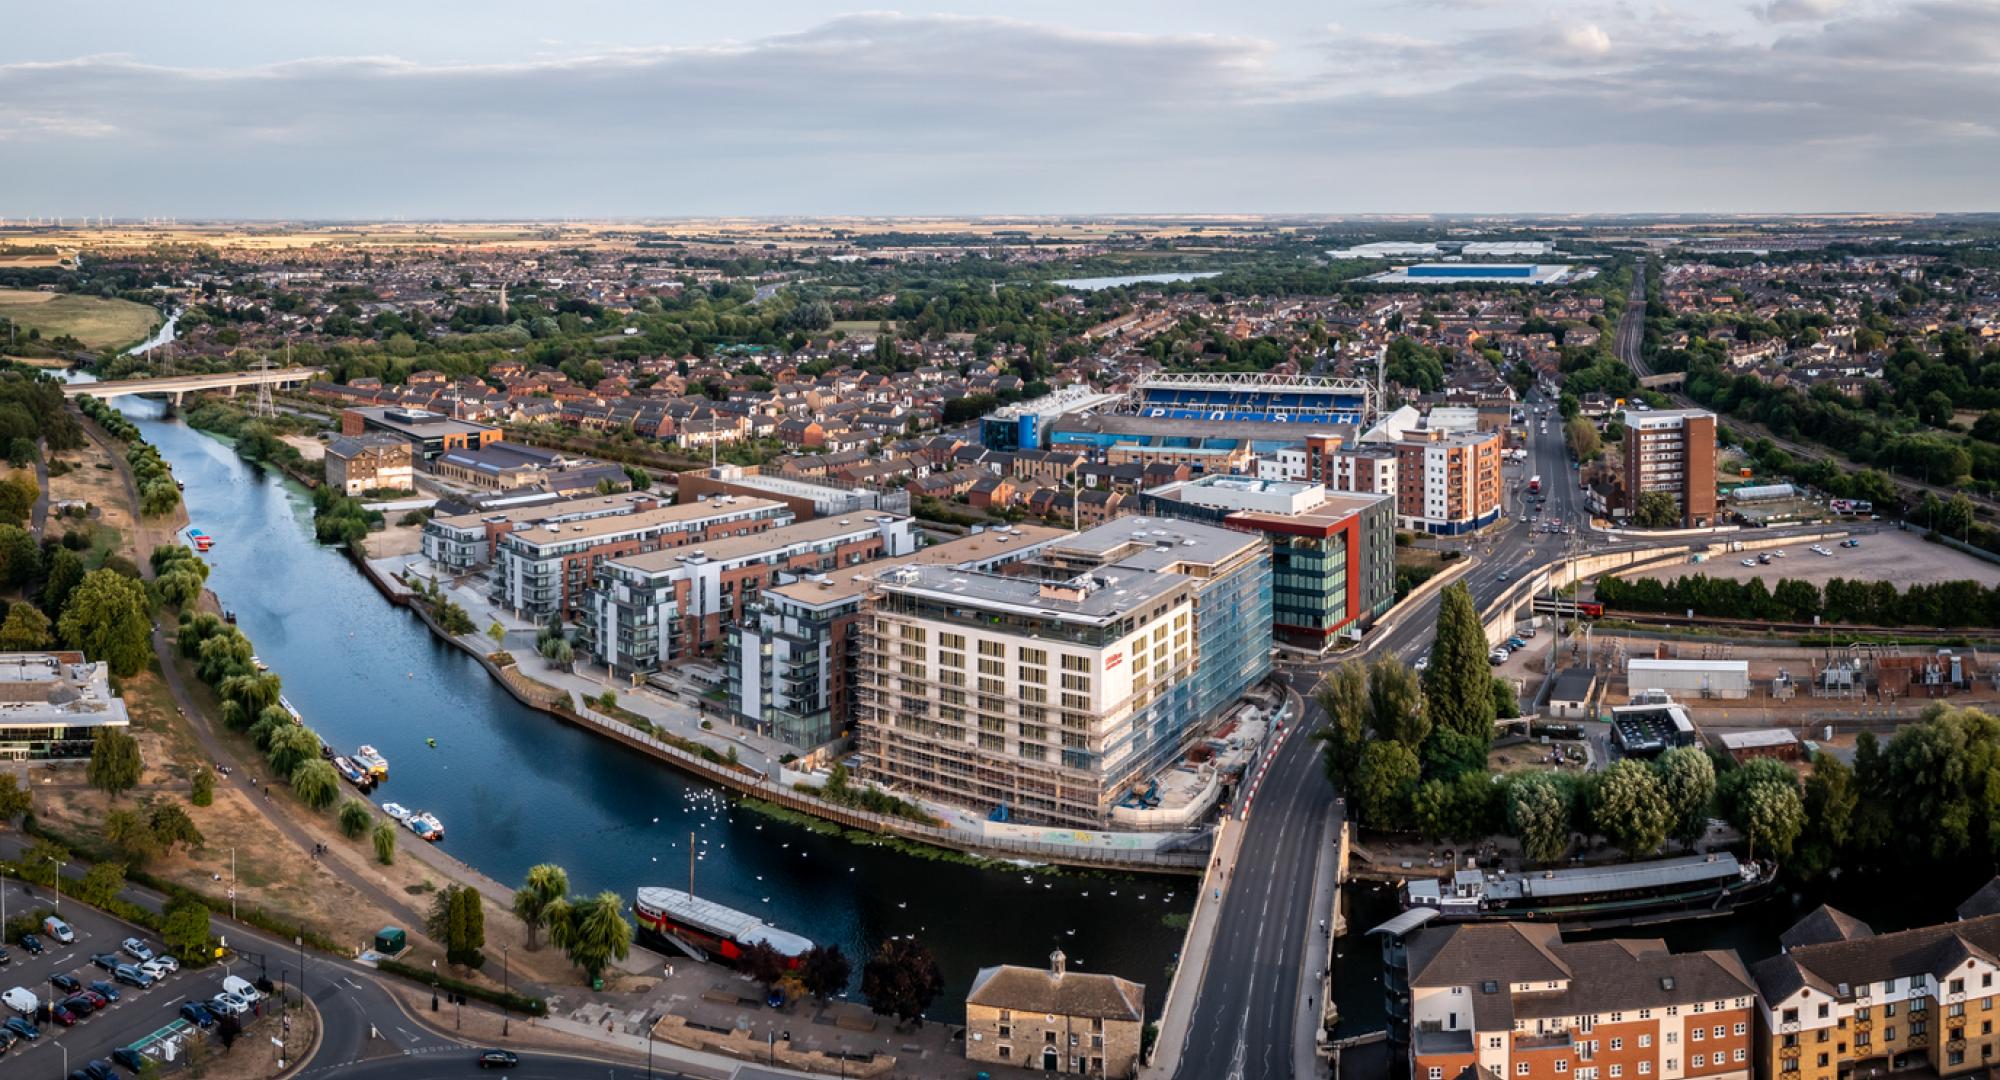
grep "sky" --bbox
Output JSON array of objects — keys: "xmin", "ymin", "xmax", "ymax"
[{"xmin": 2, "ymin": 0, "xmax": 1995, "ymax": 219}]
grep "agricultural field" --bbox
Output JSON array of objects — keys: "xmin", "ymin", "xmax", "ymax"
[{"xmin": 0, "ymin": 286, "xmax": 160, "ymax": 350}]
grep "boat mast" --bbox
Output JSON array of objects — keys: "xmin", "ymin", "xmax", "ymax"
[{"xmin": 689, "ymin": 831, "xmax": 696, "ymax": 897}]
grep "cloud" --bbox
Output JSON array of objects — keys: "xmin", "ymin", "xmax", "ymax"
[
  {"xmin": 1754, "ymin": 0, "xmax": 1853, "ymax": 22},
  {"xmin": 0, "ymin": 6, "xmax": 1995, "ymax": 216}
]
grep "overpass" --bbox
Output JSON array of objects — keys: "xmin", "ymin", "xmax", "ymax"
[{"xmin": 63, "ymin": 367, "xmax": 325, "ymax": 406}]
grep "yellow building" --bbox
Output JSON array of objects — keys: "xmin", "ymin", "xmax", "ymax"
[{"xmin": 964, "ymin": 950, "xmax": 1144, "ymax": 1077}]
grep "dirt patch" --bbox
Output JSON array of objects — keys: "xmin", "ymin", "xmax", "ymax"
[
  {"xmin": 46, "ymin": 425, "xmax": 138, "ymax": 561},
  {"xmin": 197, "ymin": 990, "xmax": 320, "ymax": 1080},
  {"xmin": 1614, "ymin": 528, "xmax": 2000, "ymax": 590},
  {"xmin": 367, "ymin": 519, "xmax": 425, "ymax": 558},
  {"xmin": 279, "ymin": 435, "xmax": 325, "ymax": 463}
]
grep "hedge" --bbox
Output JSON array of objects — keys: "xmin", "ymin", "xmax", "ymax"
[{"xmin": 376, "ymin": 958, "xmax": 547, "ymax": 1017}]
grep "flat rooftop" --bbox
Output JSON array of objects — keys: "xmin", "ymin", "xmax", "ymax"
[
  {"xmin": 766, "ymin": 524, "xmax": 1066, "ymax": 606},
  {"xmin": 505, "ymin": 497, "xmax": 786, "ymax": 548},
  {"xmin": 1049, "ymin": 412, "xmax": 1363, "ymax": 450},
  {"xmin": 353, "ymin": 406, "xmax": 494, "ymax": 438},
  {"xmin": 605, "ymin": 513, "xmax": 903, "ymax": 574},
  {"xmin": 1043, "ymin": 515, "xmax": 1263, "ymax": 573},
  {"xmin": 877, "ymin": 562, "xmax": 1190, "ymax": 625},
  {"xmin": 432, "ymin": 490, "xmax": 663, "ymax": 531}
]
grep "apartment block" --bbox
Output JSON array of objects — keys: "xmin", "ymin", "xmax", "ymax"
[
  {"xmin": 1392, "ymin": 427, "xmax": 1505, "ymax": 536},
  {"xmin": 855, "ymin": 516, "xmax": 1270, "ymax": 827},
  {"xmin": 422, "ymin": 491, "xmax": 671, "ymax": 572},
  {"xmin": 1142, "ymin": 475, "xmax": 1395, "ymax": 651},
  {"xmin": 579, "ymin": 513, "xmax": 918, "ymax": 677},
  {"xmin": 1751, "ymin": 884, "xmax": 2000, "ymax": 1079},
  {"xmin": 1383, "ymin": 920, "xmax": 1755, "ymax": 1080},
  {"xmin": 324, "ymin": 433, "xmax": 415, "ymax": 496},
  {"xmin": 725, "ymin": 525, "xmax": 1063, "ymax": 752},
  {"xmin": 1622, "ymin": 409, "xmax": 1717, "ymax": 527},
  {"xmin": 494, "ymin": 495, "xmax": 790, "ymax": 622}
]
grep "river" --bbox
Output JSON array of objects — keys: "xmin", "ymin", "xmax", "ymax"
[
  {"xmin": 108, "ymin": 395, "xmax": 1191, "ymax": 1017},
  {"xmin": 130, "ymin": 307, "xmax": 179, "ymax": 355},
  {"xmin": 1052, "ymin": 272, "xmax": 1220, "ymax": 291}
]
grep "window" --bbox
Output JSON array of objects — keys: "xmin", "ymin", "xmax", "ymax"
[
  {"xmin": 1610, "ymin": 1038, "xmax": 1622, "ymax": 1051},
  {"xmin": 1733, "ymin": 1023, "xmax": 1746, "ymax": 1036},
  {"xmin": 978, "ymin": 658, "xmax": 1004, "ymax": 676},
  {"xmin": 979, "ymin": 640, "xmax": 1003, "ymax": 658},
  {"xmin": 940, "ymin": 633, "xmax": 964, "ymax": 651},
  {"xmin": 1638, "ymin": 1064, "xmax": 1651, "ymax": 1076},
  {"xmin": 1019, "ymin": 647, "xmax": 1046, "ymax": 666},
  {"xmin": 1428, "ymin": 1070, "xmax": 1443, "ymax": 1080},
  {"xmin": 1554, "ymin": 1063, "xmax": 1568, "ymax": 1074},
  {"xmin": 1609, "ymin": 1068, "xmax": 1622, "ymax": 1079},
  {"xmin": 940, "ymin": 651, "xmax": 964, "ymax": 669},
  {"xmin": 1061, "ymin": 673, "xmax": 1091, "ymax": 692},
  {"xmin": 1712, "ymin": 1025, "xmax": 1725, "ymax": 1039},
  {"xmin": 1691, "ymin": 1056, "xmax": 1704, "ymax": 1069},
  {"xmin": 1516, "ymin": 1066, "xmax": 1530, "ymax": 1077},
  {"xmin": 1061, "ymin": 654, "xmax": 1088, "ymax": 672},
  {"xmin": 1733, "ymin": 1049, "xmax": 1746, "ymax": 1062},
  {"xmin": 1690, "ymin": 1027, "xmax": 1703, "ymax": 1042},
  {"xmin": 1638, "ymin": 1034, "xmax": 1651, "ymax": 1048}
]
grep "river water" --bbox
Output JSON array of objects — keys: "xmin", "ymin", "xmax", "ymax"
[
  {"xmin": 111, "ymin": 395, "xmax": 1192, "ymax": 1016},
  {"xmin": 1052, "ymin": 272, "xmax": 1220, "ymax": 291},
  {"xmin": 131, "ymin": 308, "xmax": 179, "ymax": 355}
]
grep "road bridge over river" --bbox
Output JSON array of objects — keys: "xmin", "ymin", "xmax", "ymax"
[{"xmin": 64, "ymin": 366, "xmax": 325, "ymax": 405}]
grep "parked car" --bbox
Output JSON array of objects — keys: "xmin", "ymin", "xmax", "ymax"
[
  {"xmin": 207, "ymin": 992, "xmax": 248, "ymax": 1017},
  {"xmin": 1740, "ymin": 557, "xmax": 1757, "ymax": 566},
  {"xmin": 0, "ymin": 1027, "xmax": 14, "ymax": 1052},
  {"xmin": 1519, "ymin": 626, "xmax": 1537, "ymax": 638},
  {"xmin": 41, "ymin": 918, "xmax": 74, "ymax": 946},
  {"xmin": 119, "ymin": 939, "xmax": 153, "ymax": 963},
  {"xmin": 49, "ymin": 973, "xmax": 81, "ymax": 995},
  {"xmin": 178, "ymin": 1002, "xmax": 216, "ymax": 1028},
  {"xmin": 0, "ymin": 946, "xmax": 10, "ymax": 966},
  {"xmin": 1842, "ymin": 538, "xmax": 1861, "ymax": 548},
  {"xmin": 142, "ymin": 956, "xmax": 178, "ymax": 976},
  {"xmin": 5, "ymin": 1015, "xmax": 40, "ymax": 1040},
  {"xmin": 111, "ymin": 1047, "xmax": 147, "ymax": 1072},
  {"xmin": 221, "ymin": 976, "xmax": 262, "ymax": 1003},
  {"xmin": 112, "ymin": 965, "xmax": 153, "ymax": 990},
  {"xmin": 1, "ymin": 988, "xmax": 36, "ymax": 1016},
  {"xmin": 90, "ymin": 954, "xmax": 121, "ymax": 973},
  {"xmin": 48, "ymin": 1003, "xmax": 78, "ymax": 1027},
  {"xmin": 1489, "ymin": 648, "xmax": 1511, "ymax": 665},
  {"xmin": 17, "ymin": 935, "xmax": 42, "ymax": 957},
  {"xmin": 1506, "ymin": 636, "xmax": 1527, "ymax": 650},
  {"xmin": 83, "ymin": 1064, "xmax": 119, "ymax": 1080},
  {"xmin": 88, "ymin": 981, "xmax": 120, "ymax": 1004},
  {"xmin": 59, "ymin": 994, "xmax": 95, "ymax": 1017},
  {"xmin": 477, "ymin": 1049, "xmax": 520, "ymax": 1069}
]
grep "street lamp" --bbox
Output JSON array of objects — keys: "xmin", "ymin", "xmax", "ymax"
[
  {"xmin": 45, "ymin": 857, "xmax": 64, "ymax": 910},
  {"xmin": 431, "ymin": 960, "xmax": 440, "ymax": 1012},
  {"xmin": 501, "ymin": 944, "xmax": 511, "ymax": 1036}
]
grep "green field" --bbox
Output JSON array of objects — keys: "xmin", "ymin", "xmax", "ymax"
[{"xmin": 0, "ymin": 288, "xmax": 161, "ymax": 351}]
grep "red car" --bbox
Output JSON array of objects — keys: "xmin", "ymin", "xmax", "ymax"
[{"xmin": 48, "ymin": 1004, "xmax": 79, "ymax": 1027}]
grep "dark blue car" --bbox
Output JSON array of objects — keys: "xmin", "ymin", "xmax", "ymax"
[
  {"xmin": 3, "ymin": 1016, "xmax": 38, "ymax": 1040},
  {"xmin": 178, "ymin": 1002, "xmax": 216, "ymax": 1028}
]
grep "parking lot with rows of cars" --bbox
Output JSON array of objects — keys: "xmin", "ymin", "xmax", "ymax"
[{"xmin": 2, "ymin": 875, "xmax": 273, "ymax": 1074}]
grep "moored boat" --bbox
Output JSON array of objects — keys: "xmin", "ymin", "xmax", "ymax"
[
  {"xmin": 380, "ymin": 802, "xmax": 412, "ymax": 823},
  {"xmin": 404, "ymin": 812, "xmax": 444, "ymax": 841},
  {"xmin": 634, "ymin": 887, "xmax": 812, "ymax": 969},
  {"xmin": 333, "ymin": 756, "xmax": 375, "ymax": 792},
  {"xmin": 186, "ymin": 528, "xmax": 213, "ymax": 551},
  {"xmin": 1402, "ymin": 852, "xmax": 1776, "ymax": 928},
  {"xmin": 279, "ymin": 694, "xmax": 303, "ymax": 723},
  {"xmin": 353, "ymin": 745, "xmax": 388, "ymax": 778}
]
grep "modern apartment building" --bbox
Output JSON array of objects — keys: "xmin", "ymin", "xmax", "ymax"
[
  {"xmin": 1623, "ymin": 409, "xmax": 1717, "ymax": 527},
  {"xmin": 1751, "ymin": 885, "xmax": 2000, "ymax": 1079},
  {"xmin": 855, "ymin": 516, "xmax": 1270, "ymax": 827},
  {"xmin": 1382, "ymin": 919, "xmax": 1756, "ymax": 1080},
  {"xmin": 422, "ymin": 491, "xmax": 671, "ymax": 571},
  {"xmin": 725, "ymin": 525, "xmax": 1063, "ymax": 752},
  {"xmin": 1392, "ymin": 426, "xmax": 1505, "ymax": 535},
  {"xmin": 494, "ymin": 496, "xmax": 790, "ymax": 622},
  {"xmin": 1142, "ymin": 475, "xmax": 1395, "ymax": 651},
  {"xmin": 578, "ymin": 513, "xmax": 918, "ymax": 676}
]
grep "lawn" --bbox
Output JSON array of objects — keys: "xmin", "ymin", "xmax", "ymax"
[{"xmin": 0, "ymin": 287, "xmax": 161, "ymax": 350}]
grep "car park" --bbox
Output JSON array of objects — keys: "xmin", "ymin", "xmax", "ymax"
[
  {"xmin": 2, "ymin": 987, "xmax": 36, "ymax": 1015},
  {"xmin": 120, "ymin": 939, "xmax": 153, "ymax": 963},
  {"xmin": 113, "ymin": 965, "xmax": 152, "ymax": 989},
  {"xmin": 5, "ymin": 1015, "xmax": 39, "ymax": 1040}
]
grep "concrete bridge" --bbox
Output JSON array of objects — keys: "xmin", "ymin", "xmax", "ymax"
[{"xmin": 63, "ymin": 367, "xmax": 326, "ymax": 406}]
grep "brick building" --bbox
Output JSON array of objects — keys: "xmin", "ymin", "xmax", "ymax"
[
  {"xmin": 1623, "ymin": 409, "xmax": 1718, "ymax": 527},
  {"xmin": 964, "ymin": 950, "xmax": 1145, "ymax": 1077}
]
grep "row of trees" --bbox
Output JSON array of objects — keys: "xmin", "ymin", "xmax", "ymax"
[
  {"xmin": 1595, "ymin": 571, "xmax": 2000, "ymax": 628},
  {"xmin": 175, "ymin": 607, "xmax": 340, "ymax": 812},
  {"xmin": 76, "ymin": 395, "xmax": 181, "ymax": 517}
]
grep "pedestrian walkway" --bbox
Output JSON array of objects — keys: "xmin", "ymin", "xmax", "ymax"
[
  {"xmin": 1138, "ymin": 815, "xmax": 1245, "ymax": 1080},
  {"xmin": 1294, "ymin": 802, "xmax": 1344, "ymax": 1080}
]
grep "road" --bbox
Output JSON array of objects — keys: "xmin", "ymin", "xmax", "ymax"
[{"xmin": 296, "ymin": 1050, "xmax": 696, "ymax": 1079}]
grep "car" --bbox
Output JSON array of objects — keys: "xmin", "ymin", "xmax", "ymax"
[
  {"xmin": 18, "ymin": 935, "xmax": 41, "ymax": 957},
  {"xmin": 88, "ymin": 981, "xmax": 120, "ymax": 1003},
  {"xmin": 1, "ymin": 988, "xmax": 35, "ymax": 1016},
  {"xmin": 0, "ymin": 1027, "xmax": 13, "ymax": 1052},
  {"xmin": 1497, "ymin": 570, "xmax": 1510, "ymax": 582},
  {"xmin": 83, "ymin": 1064, "xmax": 118, "ymax": 1080},
  {"xmin": 207, "ymin": 992, "xmax": 248, "ymax": 1017},
  {"xmin": 1741, "ymin": 557, "xmax": 1757, "ymax": 566},
  {"xmin": 178, "ymin": 1002, "xmax": 216, "ymax": 1028},
  {"xmin": 111, "ymin": 1048, "xmax": 146, "ymax": 1072},
  {"xmin": 90, "ymin": 954, "xmax": 121, "ymax": 973},
  {"xmin": 1413, "ymin": 654, "xmax": 1430, "ymax": 672},
  {"xmin": 77, "ymin": 987, "xmax": 108, "ymax": 1008},
  {"xmin": 141, "ymin": 957, "xmax": 178, "ymax": 978},
  {"xmin": 1519, "ymin": 626, "xmax": 1537, "ymax": 638},
  {"xmin": 48, "ymin": 1003, "xmax": 78, "ymax": 1027},
  {"xmin": 221, "ymin": 975, "xmax": 262, "ymax": 1003},
  {"xmin": 60, "ymin": 993, "xmax": 96, "ymax": 1016},
  {"xmin": 1506, "ymin": 637, "xmax": 1527, "ymax": 650},
  {"xmin": 0, "ymin": 946, "xmax": 9, "ymax": 966},
  {"xmin": 1774, "ymin": 549, "xmax": 1786, "ymax": 557},
  {"xmin": 112, "ymin": 965, "xmax": 153, "ymax": 989},
  {"xmin": 477, "ymin": 1049, "xmax": 520, "ymax": 1069},
  {"xmin": 41, "ymin": 917, "xmax": 74, "ymax": 946},
  {"xmin": 1489, "ymin": 648, "xmax": 1511, "ymax": 665},
  {"xmin": 120, "ymin": 939, "xmax": 153, "ymax": 963},
  {"xmin": 5, "ymin": 1016, "xmax": 39, "ymax": 1040},
  {"xmin": 49, "ymin": 973, "xmax": 81, "ymax": 995},
  {"xmin": 1842, "ymin": 538, "xmax": 1862, "ymax": 548}
]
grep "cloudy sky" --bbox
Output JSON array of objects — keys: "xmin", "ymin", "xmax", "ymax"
[{"xmin": 3, "ymin": 0, "xmax": 1993, "ymax": 218}]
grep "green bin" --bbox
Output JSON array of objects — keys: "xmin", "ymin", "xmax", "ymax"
[{"xmin": 375, "ymin": 926, "xmax": 407, "ymax": 954}]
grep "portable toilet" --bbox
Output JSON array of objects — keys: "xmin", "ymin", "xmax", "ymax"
[{"xmin": 375, "ymin": 927, "xmax": 407, "ymax": 955}]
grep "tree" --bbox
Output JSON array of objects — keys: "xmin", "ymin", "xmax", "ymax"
[
  {"xmin": 0, "ymin": 524, "xmax": 38, "ymax": 587},
  {"xmin": 339, "ymin": 799, "xmax": 372, "ymax": 839},
  {"xmin": 1564, "ymin": 416, "xmax": 1601, "ymax": 462},
  {"xmin": 1507, "ymin": 773, "xmax": 1573, "ymax": 864},
  {"xmin": 861, "ymin": 936, "xmax": 944, "ymax": 1026},
  {"xmin": 39, "ymin": 546, "xmax": 84, "ymax": 617},
  {"xmin": 1366, "ymin": 656, "xmax": 1428, "ymax": 747},
  {"xmin": 75, "ymin": 861, "xmax": 127, "ymax": 908},
  {"xmin": 105, "ymin": 807, "xmax": 161, "ymax": 863},
  {"xmin": 0, "ymin": 603, "xmax": 52, "ymax": 650},
  {"xmin": 266, "ymin": 723, "xmax": 322, "ymax": 777},
  {"xmin": 1796, "ymin": 752, "xmax": 1858, "ymax": 878},
  {"xmin": 161, "ymin": 896, "xmax": 211, "ymax": 961},
  {"xmin": 1310, "ymin": 663, "xmax": 1368, "ymax": 787},
  {"xmin": 150, "ymin": 803, "xmax": 205, "ymax": 855},
  {"xmin": 57, "ymin": 569, "xmax": 154, "ymax": 676},
  {"xmin": 218, "ymin": 672, "xmax": 282, "ymax": 718},
  {"xmin": 512, "ymin": 864, "xmax": 570, "ymax": 950},
  {"xmin": 20, "ymin": 838, "xmax": 69, "ymax": 886},
  {"xmin": 373, "ymin": 819, "xmax": 397, "ymax": 864},
  {"xmin": 1653, "ymin": 746, "xmax": 1716, "ymax": 849},
  {"xmin": 741, "ymin": 940, "xmax": 789, "ymax": 989},
  {"xmin": 1591, "ymin": 760, "xmax": 1672, "ymax": 857},
  {"xmin": 427, "ymin": 885, "xmax": 487, "ymax": 968},
  {"xmin": 153, "ymin": 568, "xmax": 205, "ymax": 609},
  {"xmin": 0, "ymin": 472, "xmax": 38, "ymax": 527},
  {"xmin": 1352, "ymin": 741, "xmax": 1422, "ymax": 829},
  {"xmin": 0, "ymin": 772, "xmax": 29, "ymax": 821},
  {"xmin": 553, "ymin": 890, "xmax": 632, "ymax": 984},
  {"xmin": 1422, "ymin": 583, "xmax": 1494, "ymax": 757},
  {"xmin": 88, "ymin": 728, "xmax": 144, "ymax": 799},
  {"xmin": 1721, "ymin": 758, "xmax": 1806, "ymax": 862},
  {"xmin": 291, "ymin": 759, "xmax": 340, "ymax": 810},
  {"xmin": 190, "ymin": 766, "xmax": 214, "ymax": 807},
  {"xmin": 799, "ymin": 943, "xmax": 852, "ymax": 1003},
  {"xmin": 1633, "ymin": 491, "xmax": 1681, "ymax": 529},
  {"xmin": 486, "ymin": 621, "xmax": 508, "ymax": 653}
]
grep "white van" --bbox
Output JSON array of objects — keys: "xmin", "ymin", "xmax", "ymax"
[
  {"xmin": 222, "ymin": 975, "xmax": 263, "ymax": 1003},
  {"xmin": 2, "ymin": 986, "xmax": 38, "ymax": 1015},
  {"xmin": 41, "ymin": 915, "xmax": 74, "ymax": 945}
]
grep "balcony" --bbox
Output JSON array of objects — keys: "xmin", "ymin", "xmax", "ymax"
[
  {"xmin": 1513, "ymin": 1031, "xmax": 1574, "ymax": 1052},
  {"xmin": 1413, "ymin": 1028, "xmax": 1476, "ymax": 1056}
]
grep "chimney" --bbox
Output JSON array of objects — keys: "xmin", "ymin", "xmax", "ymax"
[{"xmin": 1050, "ymin": 948, "xmax": 1067, "ymax": 980}]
